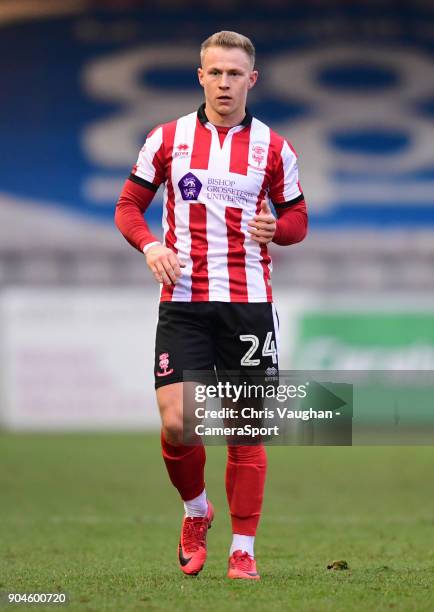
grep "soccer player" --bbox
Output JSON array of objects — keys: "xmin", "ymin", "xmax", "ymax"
[{"xmin": 115, "ymin": 31, "xmax": 307, "ymax": 580}]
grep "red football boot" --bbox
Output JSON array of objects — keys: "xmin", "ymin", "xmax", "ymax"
[
  {"xmin": 227, "ymin": 549, "xmax": 260, "ymax": 580},
  {"xmin": 178, "ymin": 500, "xmax": 214, "ymax": 576}
]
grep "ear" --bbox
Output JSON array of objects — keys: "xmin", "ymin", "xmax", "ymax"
[
  {"xmin": 248, "ymin": 69, "xmax": 259, "ymax": 90},
  {"xmin": 197, "ymin": 66, "xmax": 204, "ymax": 87}
]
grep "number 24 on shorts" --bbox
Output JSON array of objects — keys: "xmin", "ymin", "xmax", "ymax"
[{"xmin": 240, "ymin": 332, "xmax": 277, "ymax": 366}]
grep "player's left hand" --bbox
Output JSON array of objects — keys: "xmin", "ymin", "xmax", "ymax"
[{"xmin": 247, "ymin": 199, "xmax": 276, "ymax": 244}]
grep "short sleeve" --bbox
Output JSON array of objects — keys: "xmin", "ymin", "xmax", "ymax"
[
  {"xmin": 269, "ymin": 139, "xmax": 302, "ymax": 205},
  {"xmin": 130, "ymin": 126, "xmax": 165, "ymax": 190}
]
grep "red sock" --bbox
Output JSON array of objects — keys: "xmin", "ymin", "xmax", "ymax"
[
  {"xmin": 225, "ymin": 445, "xmax": 267, "ymax": 536},
  {"xmin": 160, "ymin": 431, "xmax": 206, "ymax": 501}
]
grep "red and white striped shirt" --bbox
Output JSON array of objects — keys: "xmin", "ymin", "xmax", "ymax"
[{"xmin": 129, "ymin": 104, "xmax": 304, "ymax": 303}]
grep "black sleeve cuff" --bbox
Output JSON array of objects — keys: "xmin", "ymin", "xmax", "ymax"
[
  {"xmin": 273, "ymin": 193, "xmax": 304, "ymax": 210},
  {"xmin": 128, "ymin": 173, "xmax": 159, "ymax": 192}
]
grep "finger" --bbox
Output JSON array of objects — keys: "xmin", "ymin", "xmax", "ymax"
[
  {"xmin": 150, "ymin": 266, "xmax": 163, "ymax": 284},
  {"xmin": 250, "ymin": 219, "xmax": 276, "ymax": 230},
  {"xmin": 167, "ymin": 254, "xmax": 182, "ymax": 278},
  {"xmin": 260, "ymin": 199, "xmax": 271, "ymax": 214},
  {"xmin": 160, "ymin": 257, "xmax": 178, "ymax": 283},
  {"xmin": 165, "ymin": 261, "xmax": 180, "ymax": 284},
  {"xmin": 248, "ymin": 224, "xmax": 275, "ymax": 236},
  {"xmin": 252, "ymin": 214, "xmax": 275, "ymax": 223},
  {"xmin": 166, "ymin": 267, "xmax": 178, "ymax": 284},
  {"xmin": 171, "ymin": 263, "xmax": 182, "ymax": 279},
  {"xmin": 250, "ymin": 234, "xmax": 271, "ymax": 244},
  {"xmin": 168, "ymin": 252, "xmax": 186, "ymax": 269},
  {"xmin": 156, "ymin": 263, "xmax": 172, "ymax": 286},
  {"xmin": 248, "ymin": 228, "xmax": 272, "ymax": 239}
]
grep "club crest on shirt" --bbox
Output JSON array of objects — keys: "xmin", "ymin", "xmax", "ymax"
[
  {"xmin": 251, "ymin": 144, "xmax": 266, "ymax": 168},
  {"xmin": 178, "ymin": 172, "xmax": 202, "ymax": 201}
]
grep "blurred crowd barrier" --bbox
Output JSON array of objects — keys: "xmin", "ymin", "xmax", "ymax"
[{"xmin": 1, "ymin": 288, "xmax": 433, "ymax": 431}]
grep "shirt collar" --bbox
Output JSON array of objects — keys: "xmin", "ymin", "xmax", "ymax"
[{"xmin": 197, "ymin": 102, "xmax": 252, "ymax": 127}]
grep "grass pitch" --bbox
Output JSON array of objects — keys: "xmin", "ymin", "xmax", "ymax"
[{"xmin": 1, "ymin": 433, "xmax": 433, "ymax": 611}]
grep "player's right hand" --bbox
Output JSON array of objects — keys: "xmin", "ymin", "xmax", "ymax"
[{"xmin": 145, "ymin": 244, "xmax": 185, "ymax": 285}]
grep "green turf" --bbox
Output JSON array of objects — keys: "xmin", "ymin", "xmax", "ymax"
[{"xmin": 1, "ymin": 433, "xmax": 433, "ymax": 611}]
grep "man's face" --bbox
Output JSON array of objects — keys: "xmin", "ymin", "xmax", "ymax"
[{"xmin": 198, "ymin": 46, "xmax": 258, "ymax": 121}]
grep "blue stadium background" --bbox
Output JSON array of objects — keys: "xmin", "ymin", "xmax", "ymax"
[{"xmin": 1, "ymin": 0, "xmax": 434, "ymax": 239}]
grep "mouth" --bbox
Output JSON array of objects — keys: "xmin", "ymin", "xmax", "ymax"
[{"xmin": 217, "ymin": 96, "xmax": 232, "ymax": 103}]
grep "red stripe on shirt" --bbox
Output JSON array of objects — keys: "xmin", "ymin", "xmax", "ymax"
[
  {"xmin": 255, "ymin": 133, "xmax": 275, "ymax": 302},
  {"xmin": 191, "ymin": 118, "xmax": 212, "ymax": 170},
  {"xmin": 216, "ymin": 125, "xmax": 230, "ymax": 148},
  {"xmin": 160, "ymin": 120, "xmax": 178, "ymax": 302},
  {"xmin": 131, "ymin": 126, "xmax": 165, "ymax": 186},
  {"xmin": 268, "ymin": 130, "xmax": 285, "ymax": 204},
  {"xmin": 152, "ymin": 140, "xmax": 165, "ymax": 184},
  {"xmin": 189, "ymin": 203, "xmax": 209, "ymax": 301},
  {"xmin": 225, "ymin": 206, "xmax": 248, "ymax": 301},
  {"xmin": 229, "ymin": 125, "xmax": 251, "ymax": 175}
]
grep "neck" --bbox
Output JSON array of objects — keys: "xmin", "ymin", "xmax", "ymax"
[{"xmin": 204, "ymin": 103, "xmax": 245, "ymax": 128}]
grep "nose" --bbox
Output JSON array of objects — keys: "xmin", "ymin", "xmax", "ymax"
[{"xmin": 219, "ymin": 73, "xmax": 230, "ymax": 89}]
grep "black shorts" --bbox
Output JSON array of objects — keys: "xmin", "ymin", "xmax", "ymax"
[{"xmin": 154, "ymin": 302, "xmax": 280, "ymax": 389}]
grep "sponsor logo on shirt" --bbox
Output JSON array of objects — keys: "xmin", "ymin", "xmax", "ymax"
[
  {"xmin": 206, "ymin": 177, "xmax": 256, "ymax": 205},
  {"xmin": 178, "ymin": 172, "xmax": 202, "ymax": 200}
]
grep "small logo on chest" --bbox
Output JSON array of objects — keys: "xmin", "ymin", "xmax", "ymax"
[
  {"xmin": 174, "ymin": 143, "xmax": 191, "ymax": 158},
  {"xmin": 250, "ymin": 144, "xmax": 266, "ymax": 168}
]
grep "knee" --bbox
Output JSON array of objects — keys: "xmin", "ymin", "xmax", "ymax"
[
  {"xmin": 157, "ymin": 384, "xmax": 184, "ymax": 445},
  {"xmin": 161, "ymin": 416, "xmax": 184, "ymax": 446}
]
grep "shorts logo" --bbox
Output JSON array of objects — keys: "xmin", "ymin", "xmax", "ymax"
[
  {"xmin": 178, "ymin": 172, "xmax": 202, "ymax": 201},
  {"xmin": 251, "ymin": 145, "xmax": 266, "ymax": 167},
  {"xmin": 157, "ymin": 352, "xmax": 174, "ymax": 377},
  {"xmin": 265, "ymin": 367, "xmax": 278, "ymax": 377}
]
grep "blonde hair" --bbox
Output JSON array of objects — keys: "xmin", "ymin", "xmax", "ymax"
[{"xmin": 200, "ymin": 31, "xmax": 255, "ymax": 67}]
